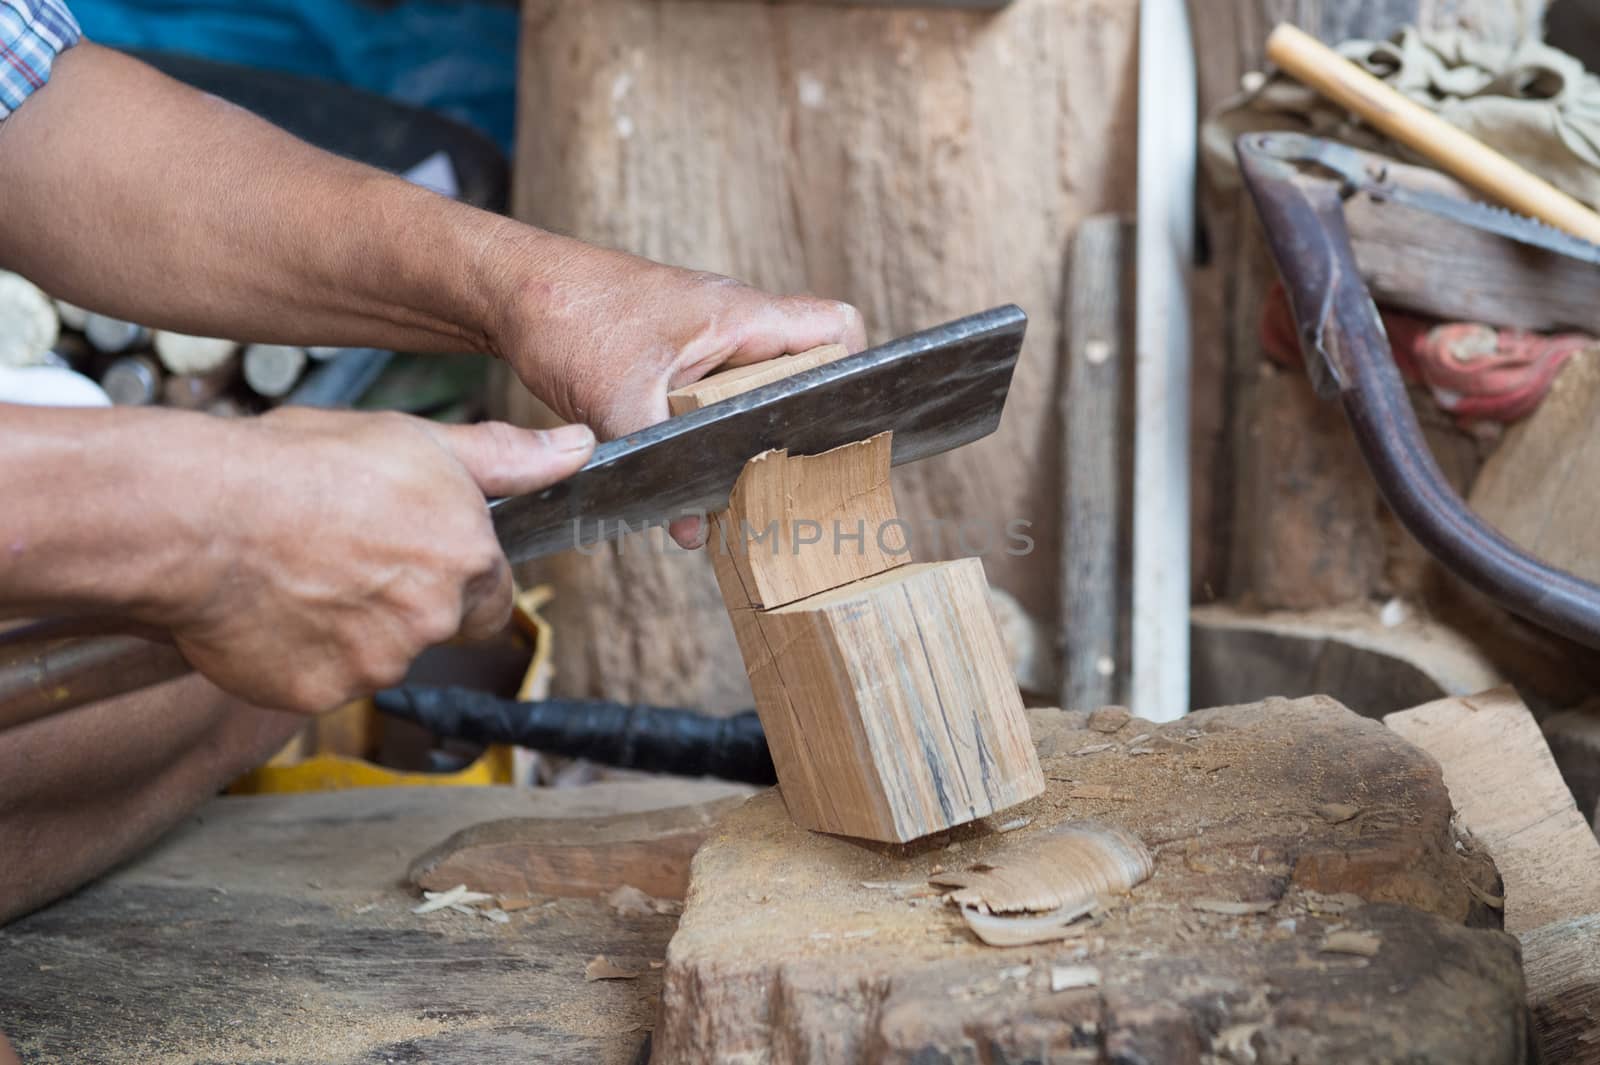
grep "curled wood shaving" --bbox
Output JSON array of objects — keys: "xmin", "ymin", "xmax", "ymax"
[
  {"xmin": 959, "ymin": 903, "xmax": 1095, "ymax": 946},
  {"xmin": 931, "ymin": 821, "xmax": 1153, "ymax": 914},
  {"xmin": 584, "ymin": 954, "xmax": 642, "ymax": 981},
  {"xmin": 1320, "ymin": 930, "xmax": 1382, "ymax": 957},
  {"xmin": 412, "ymin": 884, "xmax": 493, "ymax": 915}
]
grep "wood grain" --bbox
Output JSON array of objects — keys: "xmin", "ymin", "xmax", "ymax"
[
  {"xmin": 504, "ymin": 0, "xmax": 1139, "ymax": 713},
  {"xmin": 0, "ymin": 780, "xmax": 749, "ymax": 1064},
  {"xmin": 1060, "ymin": 215, "xmax": 1132, "ymax": 710},
  {"xmin": 656, "ymin": 699, "xmax": 1525, "ymax": 1063},
  {"xmin": 1385, "ymin": 687, "xmax": 1600, "ymax": 1061},
  {"xmin": 407, "ymin": 794, "xmax": 750, "ymax": 900},
  {"xmin": 735, "ymin": 560, "xmax": 1044, "ymax": 842}
]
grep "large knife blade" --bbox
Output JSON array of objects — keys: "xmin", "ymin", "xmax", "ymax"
[
  {"xmin": 490, "ymin": 304, "xmax": 1028, "ymax": 563},
  {"xmin": 0, "ymin": 306, "xmax": 1027, "ymax": 731}
]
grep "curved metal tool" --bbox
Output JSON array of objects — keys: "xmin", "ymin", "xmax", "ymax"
[{"xmin": 1236, "ymin": 131, "xmax": 1600, "ymax": 649}]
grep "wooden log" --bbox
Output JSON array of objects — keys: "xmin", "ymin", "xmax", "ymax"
[
  {"xmin": 656, "ymin": 698, "xmax": 1525, "ymax": 1063},
  {"xmin": 504, "ymin": 0, "xmax": 1139, "ymax": 713},
  {"xmin": 1385, "ymin": 688, "xmax": 1600, "ymax": 1061},
  {"xmin": 407, "ymin": 794, "xmax": 750, "ymax": 900},
  {"xmin": 83, "ymin": 313, "xmax": 148, "ymax": 355},
  {"xmin": 242, "ymin": 342, "xmax": 308, "ymax": 399},
  {"xmin": 0, "ymin": 272, "xmax": 59, "ymax": 368},
  {"xmin": 152, "ymin": 331, "xmax": 238, "ymax": 377},
  {"xmin": 1191, "ymin": 602, "xmax": 1503, "ymax": 719},
  {"xmin": 99, "ymin": 354, "xmax": 161, "ymax": 407},
  {"xmin": 1059, "ymin": 215, "xmax": 1132, "ymax": 710}
]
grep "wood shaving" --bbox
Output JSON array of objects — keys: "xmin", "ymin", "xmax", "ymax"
[
  {"xmin": 1074, "ymin": 743, "xmax": 1116, "ymax": 756},
  {"xmin": 1315, "ymin": 802, "xmax": 1361, "ymax": 824},
  {"xmin": 1320, "ymin": 930, "xmax": 1382, "ymax": 957},
  {"xmin": 605, "ymin": 883, "xmax": 685, "ymax": 917},
  {"xmin": 411, "ymin": 885, "xmax": 493, "ymax": 915},
  {"xmin": 959, "ymin": 903, "xmax": 1094, "ymax": 947},
  {"xmin": 931, "ymin": 821, "xmax": 1151, "ymax": 914},
  {"xmin": 584, "ymin": 954, "xmax": 641, "ymax": 981},
  {"xmin": 1191, "ymin": 898, "xmax": 1277, "ymax": 916},
  {"xmin": 1050, "ymin": 964, "xmax": 1101, "ymax": 991},
  {"xmin": 496, "ymin": 896, "xmax": 537, "ymax": 912},
  {"xmin": 996, "ymin": 816, "xmax": 1032, "ymax": 832}
]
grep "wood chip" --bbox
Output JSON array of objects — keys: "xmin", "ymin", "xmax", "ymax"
[
  {"xmin": 1315, "ymin": 802, "xmax": 1361, "ymax": 824},
  {"xmin": 931, "ymin": 821, "xmax": 1152, "ymax": 915},
  {"xmin": 1320, "ymin": 930, "xmax": 1382, "ymax": 957},
  {"xmin": 1074, "ymin": 743, "xmax": 1116, "ymax": 756},
  {"xmin": 496, "ymin": 896, "xmax": 537, "ymax": 912},
  {"xmin": 996, "ymin": 816, "xmax": 1032, "ymax": 833},
  {"xmin": 411, "ymin": 884, "xmax": 494, "ymax": 915},
  {"xmin": 584, "ymin": 954, "xmax": 642, "ymax": 981},
  {"xmin": 1086, "ymin": 706, "xmax": 1132, "ymax": 733},
  {"xmin": 1050, "ymin": 964, "xmax": 1101, "ymax": 991},
  {"xmin": 606, "ymin": 883, "xmax": 682, "ymax": 917},
  {"xmin": 959, "ymin": 903, "xmax": 1095, "ymax": 947},
  {"xmin": 1191, "ymin": 898, "xmax": 1277, "ymax": 916}
]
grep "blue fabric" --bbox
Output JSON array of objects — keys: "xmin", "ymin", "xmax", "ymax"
[
  {"xmin": 0, "ymin": 0, "xmax": 81, "ymax": 119},
  {"xmin": 69, "ymin": 0, "xmax": 517, "ymax": 149}
]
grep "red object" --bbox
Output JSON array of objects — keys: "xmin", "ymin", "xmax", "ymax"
[{"xmin": 1259, "ymin": 281, "xmax": 1589, "ymax": 424}]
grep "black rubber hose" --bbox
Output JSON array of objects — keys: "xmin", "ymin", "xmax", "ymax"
[{"xmin": 372, "ymin": 686, "xmax": 776, "ymax": 785}]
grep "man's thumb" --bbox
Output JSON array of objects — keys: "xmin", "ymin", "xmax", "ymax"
[{"xmin": 435, "ymin": 421, "xmax": 595, "ymax": 496}]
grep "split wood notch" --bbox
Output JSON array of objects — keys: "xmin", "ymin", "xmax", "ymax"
[{"xmin": 668, "ymin": 346, "xmax": 1043, "ymax": 843}]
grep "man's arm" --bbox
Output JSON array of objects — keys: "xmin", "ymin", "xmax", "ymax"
[{"xmin": 0, "ymin": 43, "xmax": 865, "ymax": 442}]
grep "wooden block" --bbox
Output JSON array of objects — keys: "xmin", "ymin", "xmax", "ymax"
[
  {"xmin": 1386, "ymin": 688, "xmax": 1600, "ymax": 1062},
  {"xmin": 736, "ymin": 559, "xmax": 1044, "ymax": 842},
  {"xmin": 665, "ymin": 344, "xmax": 849, "ymax": 416},
  {"xmin": 1385, "ymin": 687, "xmax": 1600, "ymax": 935},
  {"xmin": 656, "ymin": 698, "xmax": 1526, "ymax": 1063},
  {"xmin": 1542, "ymin": 701, "xmax": 1600, "ymax": 831},
  {"xmin": 709, "ymin": 433, "xmax": 904, "ymax": 610},
  {"xmin": 407, "ymin": 794, "xmax": 749, "ymax": 900}
]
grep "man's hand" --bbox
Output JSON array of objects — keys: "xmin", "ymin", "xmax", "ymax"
[
  {"xmin": 157, "ymin": 409, "xmax": 594, "ymax": 713},
  {"xmin": 488, "ymin": 238, "xmax": 866, "ymax": 443}
]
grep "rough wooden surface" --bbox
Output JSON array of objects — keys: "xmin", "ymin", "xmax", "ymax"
[
  {"xmin": 709, "ymin": 436, "xmax": 902, "ymax": 612},
  {"xmin": 1059, "ymin": 215, "xmax": 1132, "ymax": 711},
  {"xmin": 505, "ymin": 0, "xmax": 1138, "ymax": 712},
  {"xmin": 656, "ymin": 698, "xmax": 1525, "ymax": 1063},
  {"xmin": 408, "ymin": 793, "xmax": 750, "ymax": 900},
  {"xmin": 1470, "ymin": 353, "xmax": 1600, "ymax": 584},
  {"xmin": 1192, "ymin": 602, "xmax": 1503, "ymax": 717},
  {"xmin": 0, "ymin": 780, "xmax": 747, "ymax": 1065},
  {"xmin": 738, "ymin": 560, "xmax": 1044, "ymax": 842},
  {"xmin": 1386, "ymin": 689, "xmax": 1600, "ymax": 1061}
]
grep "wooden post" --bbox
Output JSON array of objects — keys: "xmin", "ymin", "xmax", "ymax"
[
  {"xmin": 503, "ymin": 0, "xmax": 1139, "ymax": 713},
  {"xmin": 668, "ymin": 357, "xmax": 1044, "ymax": 842}
]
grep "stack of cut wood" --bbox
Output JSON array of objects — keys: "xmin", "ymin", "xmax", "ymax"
[{"xmin": 0, "ymin": 268, "xmax": 374, "ymax": 412}]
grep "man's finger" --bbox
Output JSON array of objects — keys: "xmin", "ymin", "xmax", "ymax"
[
  {"xmin": 669, "ymin": 514, "xmax": 708, "ymax": 551},
  {"xmin": 433, "ymin": 420, "xmax": 595, "ymax": 497},
  {"xmin": 459, "ymin": 552, "xmax": 516, "ymax": 641}
]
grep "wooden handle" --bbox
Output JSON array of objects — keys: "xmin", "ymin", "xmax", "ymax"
[
  {"xmin": 1266, "ymin": 23, "xmax": 1600, "ymax": 245},
  {"xmin": 0, "ymin": 619, "xmax": 192, "ymax": 732}
]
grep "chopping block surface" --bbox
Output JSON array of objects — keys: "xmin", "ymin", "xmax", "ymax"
[{"xmin": 656, "ymin": 698, "xmax": 1528, "ymax": 1064}]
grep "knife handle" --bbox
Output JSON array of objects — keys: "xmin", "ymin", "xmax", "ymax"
[{"xmin": 0, "ymin": 619, "xmax": 192, "ymax": 732}]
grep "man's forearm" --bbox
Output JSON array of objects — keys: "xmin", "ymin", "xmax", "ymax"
[
  {"xmin": 0, "ymin": 404, "xmax": 225, "ymax": 621},
  {"xmin": 0, "ymin": 43, "xmax": 539, "ymax": 357}
]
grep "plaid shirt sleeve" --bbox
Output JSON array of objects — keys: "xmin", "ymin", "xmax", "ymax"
[{"xmin": 0, "ymin": 0, "xmax": 79, "ymax": 120}]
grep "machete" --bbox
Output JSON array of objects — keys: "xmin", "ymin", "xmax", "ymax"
[{"xmin": 0, "ymin": 306, "xmax": 1027, "ymax": 730}]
